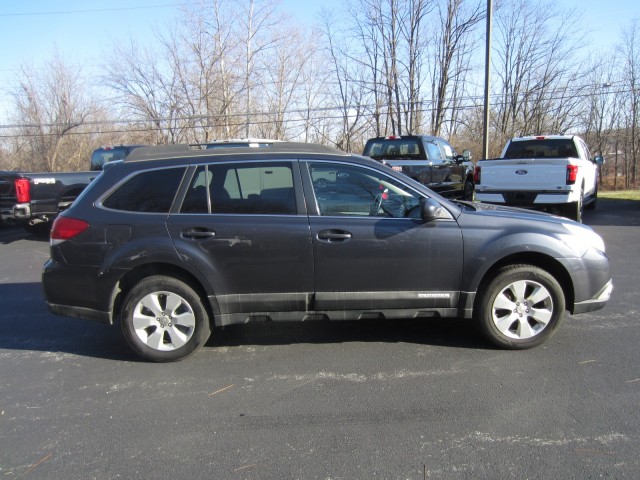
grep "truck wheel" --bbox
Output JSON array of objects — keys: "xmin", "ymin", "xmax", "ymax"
[
  {"xmin": 476, "ymin": 264, "xmax": 565, "ymax": 349},
  {"xmin": 121, "ymin": 276, "xmax": 211, "ymax": 362},
  {"xmin": 585, "ymin": 185, "xmax": 597, "ymax": 210},
  {"xmin": 463, "ymin": 179, "xmax": 474, "ymax": 201},
  {"xmin": 565, "ymin": 187, "xmax": 583, "ymax": 222},
  {"xmin": 23, "ymin": 222, "xmax": 51, "ymax": 237}
]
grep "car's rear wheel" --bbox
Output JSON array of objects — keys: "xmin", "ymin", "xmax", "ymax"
[
  {"xmin": 476, "ymin": 264, "xmax": 565, "ymax": 349},
  {"xmin": 121, "ymin": 276, "xmax": 211, "ymax": 362}
]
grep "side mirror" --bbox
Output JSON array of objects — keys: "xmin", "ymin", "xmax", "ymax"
[
  {"xmin": 454, "ymin": 155, "xmax": 465, "ymax": 165},
  {"xmin": 594, "ymin": 155, "xmax": 605, "ymax": 165},
  {"xmin": 420, "ymin": 197, "xmax": 450, "ymax": 222},
  {"xmin": 463, "ymin": 149, "xmax": 473, "ymax": 161}
]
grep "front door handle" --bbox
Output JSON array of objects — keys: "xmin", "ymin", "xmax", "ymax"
[
  {"xmin": 182, "ymin": 227, "xmax": 216, "ymax": 239},
  {"xmin": 317, "ymin": 229, "xmax": 352, "ymax": 243}
]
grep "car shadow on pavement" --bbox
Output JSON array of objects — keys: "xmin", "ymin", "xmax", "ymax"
[
  {"xmin": 207, "ymin": 318, "xmax": 489, "ymax": 351},
  {"xmin": 0, "ymin": 282, "xmax": 140, "ymax": 362},
  {"xmin": 0, "ymin": 282, "xmax": 489, "ymax": 362},
  {"xmin": 0, "ymin": 224, "xmax": 49, "ymax": 244},
  {"xmin": 583, "ymin": 199, "xmax": 640, "ymax": 227}
]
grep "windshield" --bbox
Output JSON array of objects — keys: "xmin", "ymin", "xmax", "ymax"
[
  {"xmin": 363, "ymin": 139, "xmax": 423, "ymax": 159},
  {"xmin": 503, "ymin": 139, "xmax": 578, "ymax": 159}
]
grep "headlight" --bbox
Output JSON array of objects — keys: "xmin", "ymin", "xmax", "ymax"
[{"xmin": 562, "ymin": 223, "xmax": 606, "ymax": 254}]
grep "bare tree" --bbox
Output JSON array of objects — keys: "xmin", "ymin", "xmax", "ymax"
[
  {"xmin": 492, "ymin": 0, "xmax": 586, "ymax": 144},
  {"xmin": 104, "ymin": 38, "xmax": 184, "ymax": 144},
  {"xmin": 9, "ymin": 51, "xmax": 97, "ymax": 171},
  {"xmin": 429, "ymin": 0, "xmax": 484, "ymax": 137},
  {"xmin": 620, "ymin": 20, "xmax": 640, "ymax": 187}
]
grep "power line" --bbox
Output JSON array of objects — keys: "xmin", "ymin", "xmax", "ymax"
[{"xmin": 0, "ymin": 3, "xmax": 188, "ymax": 17}]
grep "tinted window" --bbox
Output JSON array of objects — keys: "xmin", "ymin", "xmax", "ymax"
[
  {"xmin": 103, "ymin": 167, "xmax": 186, "ymax": 212},
  {"xmin": 439, "ymin": 140, "xmax": 458, "ymax": 161},
  {"xmin": 309, "ymin": 163, "xmax": 421, "ymax": 218},
  {"xmin": 363, "ymin": 139, "xmax": 422, "ymax": 158},
  {"xmin": 503, "ymin": 139, "xmax": 578, "ymax": 159},
  {"xmin": 181, "ymin": 166, "xmax": 211, "ymax": 213},
  {"xmin": 424, "ymin": 141, "xmax": 442, "ymax": 161},
  {"xmin": 180, "ymin": 162, "xmax": 296, "ymax": 215},
  {"xmin": 91, "ymin": 147, "xmax": 129, "ymax": 171}
]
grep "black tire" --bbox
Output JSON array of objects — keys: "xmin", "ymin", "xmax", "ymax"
[
  {"xmin": 565, "ymin": 186, "xmax": 583, "ymax": 222},
  {"xmin": 476, "ymin": 264, "xmax": 565, "ymax": 349},
  {"xmin": 121, "ymin": 275, "xmax": 211, "ymax": 362},
  {"xmin": 585, "ymin": 184, "xmax": 597, "ymax": 210},
  {"xmin": 23, "ymin": 222, "xmax": 51, "ymax": 237},
  {"xmin": 463, "ymin": 178, "xmax": 474, "ymax": 201}
]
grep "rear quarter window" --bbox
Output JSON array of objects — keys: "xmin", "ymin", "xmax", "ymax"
[{"xmin": 103, "ymin": 167, "xmax": 186, "ymax": 212}]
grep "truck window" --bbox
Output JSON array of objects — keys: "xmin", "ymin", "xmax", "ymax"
[
  {"xmin": 91, "ymin": 147, "xmax": 129, "ymax": 171},
  {"xmin": 424, "ymin": 141, "xmax": 442, "ymax": 161},
  {"xmin": 503, "ymin": 139, "xmax": 578, "ymax": 159},
  {"xmin": 363, "ymin": 139, "xmax": 422, "ymax": 158}
]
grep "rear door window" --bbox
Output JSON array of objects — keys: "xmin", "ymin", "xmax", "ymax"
[{"xmin": 180, "ymin": 162, "xmax": 296, "ymax": 215}]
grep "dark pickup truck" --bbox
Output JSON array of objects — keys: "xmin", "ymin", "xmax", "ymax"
[
  {"xmin": 0, "ymin": 171, "xmax": 98, "ymax": 234},
  {"xmin": 1, "ymin": 145, "xmax": 146, "ymax": 234},
  {"xmin": 362, "ymin": 135, "xmax": 475, "ymax": 200}
]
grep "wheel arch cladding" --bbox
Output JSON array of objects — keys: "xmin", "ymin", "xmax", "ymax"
[
  {"xmin": 113, "ymin": 262, "xmax": 215, "ymax": 325},
  {"xmin": 474, "ymin": 252, "xmax": 574, "ymax": 312}
]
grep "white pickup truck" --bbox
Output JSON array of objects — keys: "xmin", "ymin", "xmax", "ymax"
[{"xmin": 473, "ymin": 135, "xmax": 604, "ymax": 222}]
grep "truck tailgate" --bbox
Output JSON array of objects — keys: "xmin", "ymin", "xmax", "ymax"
[{"xmin": 480, "ymin": 158, "xmax": 569, "ymax": 191}]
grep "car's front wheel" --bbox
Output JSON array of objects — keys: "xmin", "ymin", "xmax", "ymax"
[
  {"xmin": 476, "ymin": 264, "xmax": 565, "ymax": 349},
  {"xmin": 121, "ymin": 276, "xmax": 211, "ymax": 362}
]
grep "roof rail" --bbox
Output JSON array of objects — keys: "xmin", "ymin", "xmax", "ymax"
[{"xmin": 124, "ymin": 141, "xmax": 347, "ymax": 162}]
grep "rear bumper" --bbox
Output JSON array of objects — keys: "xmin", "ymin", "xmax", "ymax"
[
  {"xmin": 42, "ymin": 258, "xmax": 123, "ymax": 324},
  {"xmin": 47, "ymin": 303, "xmax": 112, "ymax": 324},
  {"xmin": 1, "ymin": 202, "xmax": 30, "ymax": 222},
  {"xmin": 475, "ymin": 191, "xmax": 578, "ymax": 206}
]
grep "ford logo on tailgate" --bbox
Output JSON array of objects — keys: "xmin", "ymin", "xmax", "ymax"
[{"xmin": 515, "ymin": 169, "xmax": 528, "ymax": 175}]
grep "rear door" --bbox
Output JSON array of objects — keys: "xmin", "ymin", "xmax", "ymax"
[
  {"xmin": 303, "ymin": 160, "xmax": 463, "ymax": 314},
  {"xmin": 166, "ymin": 160, "xmax": 314, "ymax": 320}
]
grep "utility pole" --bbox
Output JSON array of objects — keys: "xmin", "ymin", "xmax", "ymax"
[{"xmin": 482, "ymin": 0, "xmax": 493, "ymax": 159}]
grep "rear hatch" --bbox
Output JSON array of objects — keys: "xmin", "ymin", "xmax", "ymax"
[{"xmin": 479, "ymin": 158, "xmax": 571, "ymax": 191}]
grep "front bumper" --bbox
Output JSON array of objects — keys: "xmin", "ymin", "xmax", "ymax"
[{"xmin": 573, "ymin": 279, "xmax": 613, "ymax": 314}]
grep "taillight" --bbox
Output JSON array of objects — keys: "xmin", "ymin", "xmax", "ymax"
[
  {"xmin": 50, "ymin": 217, "xmax": 89, "ymax": 241},
  {"xmin": 14, "ymin": 178, "xmax": 31, "ymax": 203},
  {"xmin": 566, "ymin": 165, "xmax": 578, "ymax": 185},
  {"xmin": 474, "ymin": 166, "xmax": 481, "ymax": 184}
]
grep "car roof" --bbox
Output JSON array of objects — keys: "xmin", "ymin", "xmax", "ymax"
[
  {"xmin": 510, "ymin": 135, "xmax": 574, "ymax": 142},
  {"xmin": 366, "ymin": 135, "xmax": 445, "ymax": 141},
  {"xmin": 124, "ymin": 142, "xmax": 350, "ymax": 164}
]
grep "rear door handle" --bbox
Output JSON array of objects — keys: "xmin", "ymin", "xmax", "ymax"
[
  {"xmin": 317, "ymin": 229, "xmax": 352, "ymax": 243},
  {"xmin": 182, "ymin": 228, "xmax": 216, "ymax": 239}
]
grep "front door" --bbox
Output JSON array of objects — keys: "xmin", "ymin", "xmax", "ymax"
[{"xmin": 304, "ymin": 161, "xmax": 464, "ymax": 313}]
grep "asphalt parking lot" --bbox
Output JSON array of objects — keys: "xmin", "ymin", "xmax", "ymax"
[{"xmin": 1, "ymin": 199, "xmax": 639, "ymax": 479}]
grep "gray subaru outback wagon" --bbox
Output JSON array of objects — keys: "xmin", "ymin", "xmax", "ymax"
[{"xmin": 42, "ymin": 142, "xmax": 612, "ymax": 361}]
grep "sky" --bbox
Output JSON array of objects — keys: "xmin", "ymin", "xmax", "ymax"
[{"xmin": 0, "ymin": 0, "xmax": 637, "ymax": 123}]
